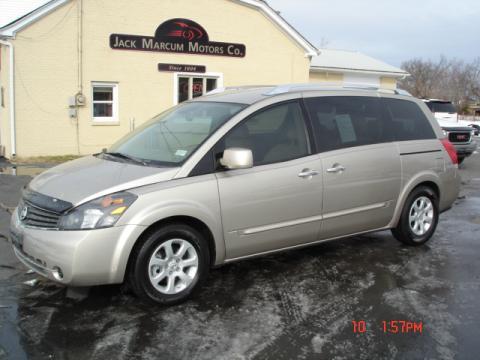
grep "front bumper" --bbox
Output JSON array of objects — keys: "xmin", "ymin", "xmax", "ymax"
[
  {"xmin": 453, "ymin": 141, "xmax": 477, "ymax": 157},
  {"xmin": 9, "ymin": 210, "xmax": 146, "ymax": 286}
]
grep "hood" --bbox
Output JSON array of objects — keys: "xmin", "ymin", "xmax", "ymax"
[
  {"xmin": 458, "ymin": 120, "xmax": 476, "ymax": 127},
  {"xmin": 434, "ymin": 112, "xmax": 458, "ymax": 122},
  {"xmin": 436, "ymin": 118, "xmax": 471, "ymax": 130},
  {"xmin": 29, "ymin": 156, "xmax": 180, "ymax": 206}
]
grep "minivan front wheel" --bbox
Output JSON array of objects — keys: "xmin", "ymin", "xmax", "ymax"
[
  {"xmin": 129, "ymin": 223, "xmax": 210, "ymax": 305},
  {"xmin": 392, "ymin": 186, "xmax": 439, "ymax": 246}
]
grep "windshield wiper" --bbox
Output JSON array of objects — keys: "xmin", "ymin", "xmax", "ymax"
[{"xmin": 102, "ymin": 152, "xmax": 149, "ymax": 166}]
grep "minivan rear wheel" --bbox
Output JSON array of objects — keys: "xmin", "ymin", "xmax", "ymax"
[
  {"xmin": 128, "ymin": 223, "xmax": 210, "ymax": 305},
  {"xmin": 392, "ymin": 186, "xmax": 439, "ymax": 246}
]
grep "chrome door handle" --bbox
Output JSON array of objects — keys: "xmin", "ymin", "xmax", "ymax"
[
  {"xmin": 326, "ymin": 164, "xmax": 346, "ymax": 173},
  {"xmin": 298, "ymin": 169, "xmax": 319, "ymax": 178}
]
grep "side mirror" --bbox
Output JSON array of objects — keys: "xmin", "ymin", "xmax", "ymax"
[{"xmin": 220, "ymin": 148, "xmax": 253, "ymax": 170}]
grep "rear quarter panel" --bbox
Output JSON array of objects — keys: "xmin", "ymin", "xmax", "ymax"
[{"xmin": 389, "ymin": 139, "xmax": 460, "ymax": 227}]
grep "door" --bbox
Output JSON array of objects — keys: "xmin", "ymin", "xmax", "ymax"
[
  {"xmin": 304, "ymin": 95, "xmax": 401, "ymax": 239},
  {"xmin": 215, "ymin": 101, "xmax": 324, "ymax": 259},
  {"xmin": 176, "ymin": 75, "xmax": 220, "ymax": 104}
]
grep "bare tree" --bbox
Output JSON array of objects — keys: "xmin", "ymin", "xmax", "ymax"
[{"xmin": 400, "ymin": 57, "xmax": 480, "ymax": 114}]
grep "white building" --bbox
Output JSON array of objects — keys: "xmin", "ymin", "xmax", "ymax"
[{"xmin": 310, "ymin": 48, "xmax": 409, "ymax": 89}]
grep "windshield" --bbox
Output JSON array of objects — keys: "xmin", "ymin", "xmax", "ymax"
[
  {"xmin": 108, "ymin": 102, "xmax": 246, "ymax": 166},
  {"xmin": 426, "ymin": 102, "xmax": 457, "ymax": 113}
]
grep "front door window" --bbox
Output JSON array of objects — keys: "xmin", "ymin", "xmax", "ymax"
[{"xmin": 177, "ymin": 76, "xmax": 219, "ymax": 104}]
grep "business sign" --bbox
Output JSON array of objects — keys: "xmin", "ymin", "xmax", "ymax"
[
  {"xmin": 110, "ymin": 18, "xmax": 246, "ymax": 58},
  {"xmin": 158, "ymin": 63, "xmax": 206, "ymax": 73}
]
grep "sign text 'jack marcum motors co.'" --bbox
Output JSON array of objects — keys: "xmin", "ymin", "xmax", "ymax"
[{"xmin": 110, "ymin": 18, "xmax": 246, "ymax": 58}]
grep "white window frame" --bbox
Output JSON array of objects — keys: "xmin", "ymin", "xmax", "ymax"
[
  {"xmin": 92, "ymin": 82, "xmax": 119, "ymax": 123},
  {"xmin": 173, "ymin": 72, "xmax": 224, "ymax": 105}
]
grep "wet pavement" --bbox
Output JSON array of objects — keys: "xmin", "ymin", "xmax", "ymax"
[{"xmin": 0, "ymin": 149, "xmax": 479, "ymax": 360}]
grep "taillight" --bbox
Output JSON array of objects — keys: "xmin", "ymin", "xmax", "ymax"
[{"xmin": 441, "ymin": 138, "xmax": 458, "ymax": 165}]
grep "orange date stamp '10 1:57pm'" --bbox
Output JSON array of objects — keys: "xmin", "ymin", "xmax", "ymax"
[{"xmin": 352, "ymin": 320, "xmax": 423, "ymax": 334}]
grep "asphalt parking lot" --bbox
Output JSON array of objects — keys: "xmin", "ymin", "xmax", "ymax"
[{"xmin": 0, "ymin": 145, "xmax": 479, "ymax": 360}]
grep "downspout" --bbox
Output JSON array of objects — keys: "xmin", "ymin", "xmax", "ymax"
[{"xmin": 0, "ymin": 39, "xmax": 16, "ymax": 157}]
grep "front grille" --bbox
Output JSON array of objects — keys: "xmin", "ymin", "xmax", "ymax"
[
  {"xmin": 449, "ymin": 132, "xmax": 471, "ymax": 143},
  {"xmin": 19, "ymin": 200, "xmax": 61, "ymax": 229}
]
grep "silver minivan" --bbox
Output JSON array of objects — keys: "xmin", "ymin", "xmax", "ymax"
[{"xmin": 10, "ymin": 85, "xmax": 460, "ymax": 304}]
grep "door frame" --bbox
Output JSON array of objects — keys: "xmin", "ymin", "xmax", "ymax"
[{"xmin": 172, "ymin": 72, "xmax": 224, "ymax": 105}]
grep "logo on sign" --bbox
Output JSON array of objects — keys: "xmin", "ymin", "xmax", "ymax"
[
  {"xmin": 110, "ymin": 18, "xmax": 246, "ymax": 58},
  {"xmin": 165, "ymin": 21, "xmax": 205, "ymax": 41}
]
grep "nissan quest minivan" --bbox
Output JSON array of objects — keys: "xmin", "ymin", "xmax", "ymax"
[{"xmin": 10, "ymin": 84, "xmax": 460, "ymax": 304}]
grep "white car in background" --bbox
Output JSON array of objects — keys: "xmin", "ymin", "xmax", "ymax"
[
  {"xmin": 423, "ymin": 99, "xmax": 479, "ymax": 135},
  {"xmin": 423, "ymin": 99, "xmax": 458, "ymax": 121}
]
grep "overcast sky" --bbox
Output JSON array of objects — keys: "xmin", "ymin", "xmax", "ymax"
[
  {"xmin": 1, "ymin": 0, "xmax": 479, "ymax": 68},
  {"xmin": 268, "ymin": 0, "xmax": 480, "ymax": 67}
]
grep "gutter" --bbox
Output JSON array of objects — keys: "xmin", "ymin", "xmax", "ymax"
[
  {"xmin": 310, "ymin": 66, "xmax": 409, "ymax": 78},
  {"xmin": 0, "ymin": 39, "xmax": 16, "ymax": 157},
  {"xmin": 230, "ymin": 0, "xmax": 319, "ymax": 57},
  {"xmin": 0, "ymin": 0, "xmax": 71, "ymax": 38}
]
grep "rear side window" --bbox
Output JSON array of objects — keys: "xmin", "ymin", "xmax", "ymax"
[
  {"xmin": 305, "ymin": 96, "xmax": 391, "ymax": 152},
  {"xmin": 383, "ymin": 98, "xmax": 436, "ymax": 141}
]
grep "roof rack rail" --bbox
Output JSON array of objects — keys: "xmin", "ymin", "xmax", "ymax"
[
  {"xmin": 264, "ymin": 83, "xmax": 412, "ymax": 96},
  {"xmin": 206, "ymin": 85, "xmax": 272, "ymax": 95}
]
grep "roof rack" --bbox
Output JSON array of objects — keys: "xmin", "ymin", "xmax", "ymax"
[
  {"xmin": 206, "ymin": 85, "xmax": 272, "ymax": 95},
  {"xmin": 264, "ymin": 83, "xmax": 412, "ymax": 96}
]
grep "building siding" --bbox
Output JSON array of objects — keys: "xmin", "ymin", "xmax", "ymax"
[
  {"xmin": 380, "ymin": 76, "xmax": 398, "ymax": 90},
  {"xmin": 6, "ymin": 0, "xmax": 311, "ymax": 157},
  {"xmin": 0, "ymin": 44, "xmax": 12, "ymax": 157},
  {"xmin": 309, "ymin": 71, "xmax": 344, "ymax": 84},
  {"xmin": 310, "ymin": 71, "xmax": 400, "ymax": 90},
  {"xmin": 13, "ymin": 1, "xmax": 79, "ymax": 157}
]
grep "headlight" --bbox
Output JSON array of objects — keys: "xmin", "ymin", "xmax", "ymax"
[
  {"xmin": 58, "ymin": 192, "xmax": 137, "ymax": 230},
  {"xmin": 442, "ymin": 129, "xmax": 448, "ymax": 137}
]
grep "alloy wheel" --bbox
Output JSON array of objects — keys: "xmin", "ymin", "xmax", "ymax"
[
  {"xmin": 408, "ymin": 196, "xmax": 434, "ymax": 236},
  {"xmin": 148, "ymin": 239, "xmax": 199, "ymax": 295}
]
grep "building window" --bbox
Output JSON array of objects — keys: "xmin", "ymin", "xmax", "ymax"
[
  {"xmin": 92, "ymin": 82, "xmax": 118, "ymax": 122},
  {"xmin": 175, "ymin": 74, "xmax": 221, "ymax": 104}
]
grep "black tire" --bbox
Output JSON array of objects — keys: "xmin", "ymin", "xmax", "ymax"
[
  {"xmin": 391, "ymin": 186, "xmax": 439, "ymax": 246},
  {"xmin": 128, "ymin": 223, "xmax": 210, "ymax": 305},
  {"xmin": 458, "ymin": 156, "xmax": 465, "ymax": 164}
]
